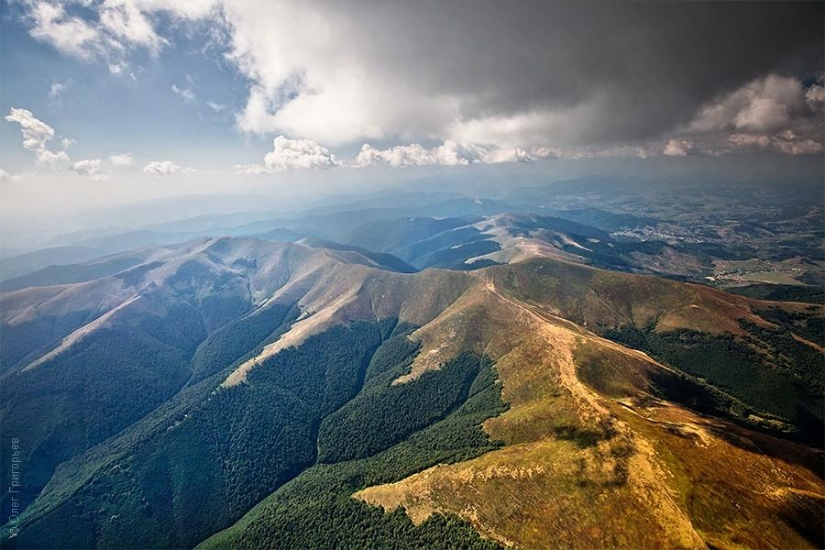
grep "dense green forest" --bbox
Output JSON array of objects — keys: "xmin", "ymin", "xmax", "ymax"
[
  {"xmin": 0, "ymin": 297, "xmax": 206, "ymax": 519},
  {"xmin": 0, "ymin": 310, "xmax": 93, "ymax": 373},
  {"xmin": 600, "ymin": 319, "xmax": 824, "ymax": 445},
  {"xmin": 727, "ymin": 283, "xmax": 825, "ymax": 304},
  {"xmin": 203, "ymin": 352, "xmax": 506, "ymax": 550},
  {"xmin": 318, "ymin": 351, "xmax": 488, "ymax": 462},
  {"xmin": 2, "ymin": 320, "xmax": 384, "ymax": 548},
  {"xmin": 2, "ymin": 315, "xmax": 506, "ymax": 550},
  {"xmin": 189, "ymin": 302, "xmax": 300, "ymax": 383},
  {"xmin": 756, "ymin": 305, "xmax": 825, "ymax": 347}
]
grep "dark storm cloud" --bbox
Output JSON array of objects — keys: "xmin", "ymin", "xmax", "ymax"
[{"xmin": 327, "ymin": 0, "xmax": 823, "ymax": 144}]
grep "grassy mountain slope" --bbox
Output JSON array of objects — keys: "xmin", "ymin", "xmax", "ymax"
[{"xmin": 352, "ymin": 263, "xmax": 823, "ymax": 549}]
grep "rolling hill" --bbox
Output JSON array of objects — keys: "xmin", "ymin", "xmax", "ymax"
[{"xmin": 0, "ymin": 237, "xmax": 822, "ymax": 549}]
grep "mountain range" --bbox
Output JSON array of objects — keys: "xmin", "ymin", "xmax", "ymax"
[{"xmin": 1, "ymin": 233, "xmax": 822, "ymax": 549}]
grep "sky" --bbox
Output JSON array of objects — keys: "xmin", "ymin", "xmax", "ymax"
[{"xmin": 0, "ymin": 0, "xmax": 823, "ymax": 225}]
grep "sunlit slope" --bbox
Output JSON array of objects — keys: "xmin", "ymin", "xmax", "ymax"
[
  {"xmin": 491, "ymin": 259, "xmax": 824, "ymax": 439},
  {"xmin": 355, "ymin": 268, "xmax": 824, "ymax": 549}
]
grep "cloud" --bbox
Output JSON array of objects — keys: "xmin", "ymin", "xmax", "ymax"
[
  {"xmin": 206, "ymin": 101, "xmax": 226, "ymax": 113},
  {"xmin": 172, "ymin": 84, "xmax": 196, "ymax": 104},
  {"xmin": 0, "ymin": 169, "xmax": 10, "ymax": 182},
  {"xmin": 805, "ymin": 84, "xmax": 825, "ymax": 111},
  {"xmin": 689, "ymin": 75, "xmax": 810, "ymax": 134},
  {"xmin": 72, "ymin": 156, "xmax": 136, "ymax": 179},
  {"xmin": 48, "ymin": 80, "xmax": 71, "ymax": 106},
  {"xmin": 4, "ymin": 107, "xmax": 71, "ymax": 164},
  {"xmin": 71, "ymin": 158, "xmax": 104, "ymax": 177},
  {"xmin": 354, "ymin": 141, "xmax": 539, "ymax": 167},
  {"xmin": 216, "ymin": 1, "xmax": 822, "ymax": 148},
  {"xmin": 262, "ymin": 136, "xmax": 339, "ymax": 171},
  {"xmin": 663, "ymin": 139, "xmax": 692, "ymax": 157},
  {"xmin": 664, "ymin": 75, "xmax": 825, "ymax": 156},
  {"xmin": 727, "ymin": 131, "xmax": 823, "ymax": 156},
  {"xmin": 355, "ymin": 143, "xmax": 439, "ymax": 168},
  {"xmin": 109, "ymin": 153, "xmax": 134, "ymax": 166},
  {"xmin": 98, "ymin": 0, "xmax": 167, "ymax": 55},
  {"xmin": 108, "ymin": 61, "xmax": 127, "ymax": 75},
  {"xmin": 13, "ymin": 1, "xmax": 824, "ymax": 154},
  {"xmin": 234, "ymin": 163, "xmax": 268, "ymax": 175},
  {"xmin": 241, "ymin": 137, "xmax": 654, "ymax": 171},
  {"xmin": 133, "ymin": 0, "xmax": 217, "ymax": 20},
  {"xmin": 5, "ymin": 108, "xmax": 55, "ymax": 151},
  {"xmin": 37, "ymin": 150, "xmax": 71, "ymax": 164},
  {"xmin": 143, "ymin": 160, "xmax": 195, "ymax": 175},
  {"xmin": 480, "ymin": 146, "xmax": 537, "ymax": 164},
  {"xmin": 236, "ymin": 136, "xmax": 340, "ymax": 173},
  {"xmin": 23, "ymin": 0, "xmax": 184, "ymax": 65},
  {"xmin": 48, "ymin": 82, "xmax": 68, "ymax": 99},
  {"xmin": 28, "ymin": 1, "xmax": 108, "ymax": 60}
]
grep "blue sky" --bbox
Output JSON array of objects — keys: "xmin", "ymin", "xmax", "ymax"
[
  {"xmin": 1, "ymin": 2, "xmax": 267, "ymax": 171},
  {"xmin": 0, "ymin": 0, "xmax": 822, "ymax": 223}
]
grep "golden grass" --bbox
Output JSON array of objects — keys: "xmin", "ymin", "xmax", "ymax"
[{"xmin": 355, "ymin": 275, "xmax": 825, "ymax": 549}]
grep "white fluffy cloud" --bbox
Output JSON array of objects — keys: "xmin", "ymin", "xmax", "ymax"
[
  {"xmin": 479, "ymin": 146, "xmax": 537, "ymax": 164},
  {"xmin": 109, "ymin": 153, "xmax": 134, "ymax": 166},
  {"xmin": 24, "ymin": 0, "xmax": 191, "ymax": 66},
  {"xmin": 71, "ymin": 156, "xmax": 135, "ymax": 179},
  {"xmin": 354, "ymin": 141, "xmax": 541, "ymax": 168},
  {"xmin": 29, "ymin": 1, "xmax": 108, "ymax": 60},
  {"xmin": 235, "ymin": 136, "xmax": 341, "ymax": 173},
  {"xmin": 4, "ymin": 109, "xmax": 189, "ymax": 177},
  {"xmin": 239, "ymin": 137, "xmax": 652, "ymax": 172},
  {"xmin": 262, "ymin": 136, "xmax": 340, "ymax": 171},
  {"xmin": 37, "ymin": 150, "xmax": 71, "ymax": 164},
  {"xmin": 71, "ymin": 158, "xmax": 104, "ymax": 177},
  {"xmin": 5, "ymin": 108, "xmax": 55, "ymax": 151},
  {"xmin": 727, "ymin": 131, "xmax": 823, "ymax": 155},
  {"xmin": 4, "ymin": 107, "xmax": 71, "ymax": 165},
  {"xmin": 355, "ymin": 143, "xmax": 441, "ymax": 168},
  {"xmin": 143, "ymin": 160, "xmax": 195, "ymax": 175}
]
